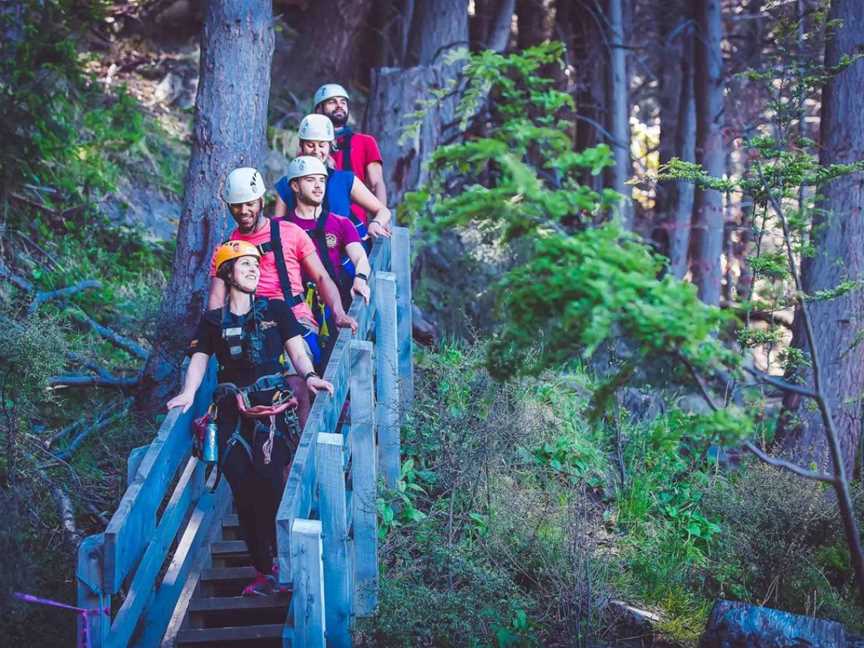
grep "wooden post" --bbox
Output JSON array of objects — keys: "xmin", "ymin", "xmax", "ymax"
[
  {"xmin": 392, "ymin": 227, "xmax": 414, "ymax": 415},
  {"xmin": 375, "ymin": 272, "xmax": 401, "ymax": 489},
  {"xmin": 126, "ymin": 445, "xmax": 148, "ymax": 486},
  {"xmin": 316, "ymin": 432, "xmax": 351, "ymax": 647},
  {"xmin": 290, "ymin": 519, "xmax": 326, "ymax": 648},
  {"xmin": 349, "ymin": 340, "xmax": 378, "ymax": 615},
  {"xmin": 76, "ymin": 534, "xmax": 110, "ymax": 648}
]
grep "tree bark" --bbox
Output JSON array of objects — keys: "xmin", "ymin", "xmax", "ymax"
[
  {"xmin": 279, "ymin": 0, "xmax": 375, "ymax": 95},
  {"xmin": 408, "ymin": 0, "xmax": 469, "ymax": 66},
  {"xmin": 137, "ymin": 0, "xmax": 274, "ymax": 413},
  {"xmin": 778, "ymin": 0, "xmax": 864, "ymax": 475},
  {"xmin": 606, "ymin": 0, "xmax": 633, "ymax": 228},
  {"xmin": 669, "ymin": 30, "xmax": 696, "ymax": 278},
  {"xmin": 516, "ymin": 0, "xmax": 550, "ymax": 50},
  {"xmin": 692, "ymin": 0, "xmax": 726, "ymax": 305}
]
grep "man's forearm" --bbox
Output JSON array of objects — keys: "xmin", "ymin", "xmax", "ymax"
[{"xmin": 316, "ymin": 274, "xmax": 346, "ymax": 316}]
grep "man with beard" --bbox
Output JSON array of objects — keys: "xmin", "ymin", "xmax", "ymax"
[
  {"xmin": 208, "ymin": 166, "xmax": 357, "ymax": 423},
  {"xmin": 313, "ymin": 83, "xmax": 387, "ymax": 222}
]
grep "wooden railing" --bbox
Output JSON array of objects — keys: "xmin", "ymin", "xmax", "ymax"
[
  {"xmin": 74, "ymin": 227, "xmax": 413, "ymax": 647},
  {"xmin": 277, "ymin": 227, "xmax": 413, "ymax": 646}
]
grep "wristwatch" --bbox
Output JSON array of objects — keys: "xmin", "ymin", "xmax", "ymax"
[
  {"xmin": 355, "ymin": 272, "xmax": 368, "ymax": 282},
  {"xmin": 304, "ymin": 371, "xmax": 318, "ymax": 381}
]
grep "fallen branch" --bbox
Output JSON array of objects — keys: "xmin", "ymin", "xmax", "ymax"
[
  {"xmin": 52, "ymin": 484, "xmax": 80, "ymax": 546},
  {"xmin": 0, "ymin": 260, "xmax": 34, "ymax": 292},
  {"xmin": 52, "ymin": 401, "xmax": 130, "ymax": 462},
  {"xmin": 72, "ymin": 310, "xmax": 149, "ymax": 360},
  {"xmin": 43, "ymin": 418, "xmax": 84, "ymax": 450},
  {"xmin": 49, "ymin": 374, "xmax": 140, "ymax": 389},
  {"xmin": 28, "ymin": 280, "xmax": 102, "ymax": 315}
]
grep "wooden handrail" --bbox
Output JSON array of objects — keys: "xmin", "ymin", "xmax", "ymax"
[{"xmin": 75, "ymin": 227, "xmax": 414, "ymax": 648}]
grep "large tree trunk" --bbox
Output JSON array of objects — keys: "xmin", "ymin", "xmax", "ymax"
[
  {"xmin": 408, "ymin": 0, "xmax": 469, "ymax": 66},
  {"xmin": 279, "ymin": 0, "xmax": 374, "ymax": 95},
  {"xmin": 472, "ymin": 0, "xmax": 515, "ymax": 52},
  {"xmin": 692, "ymin": 0, "xmax": 726, "ymax": 305},
  {"xmin": 606, "ymin": 0, "xmax": 633, "ymax": 228},
  {"xmin": 515, "ymin": 0, "xmax": 551, "ymax": 50},
  {"xmin": 778, "ymin": 0, "xmax": 864, "ymax": 475},
  {"xmin": 137, "ymin": 0, "xmax": 274, "ymax": 412}
]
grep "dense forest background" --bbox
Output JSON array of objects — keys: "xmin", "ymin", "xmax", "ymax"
[{"xmin": 1, "ymin": 0, "xmax": 863, "ymax": 645}]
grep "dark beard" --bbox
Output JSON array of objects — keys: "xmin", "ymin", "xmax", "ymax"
[{"xmin": 329, "ymin": 110, "xmax": 348, "ymax": 128}]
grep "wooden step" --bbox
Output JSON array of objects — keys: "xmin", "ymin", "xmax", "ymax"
[
  {"xmin": 189, "ymin": 594, "xmax": 289, "ymax": 614},
  {"xmin": 200, "ymin": 567, "xmax": 293, "ymax": 590},
  {"xmin": 222, "ymin": 513, "xmax": 240, "ymax": 528},
  {"xmin": 176, "ymin": 623, "xmax": 283, "ymax": 645},
  {"xmin": 210, "ymin": 540, "xmax": 248, "ymax": 556}
]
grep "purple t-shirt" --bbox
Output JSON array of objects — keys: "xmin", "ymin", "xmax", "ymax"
[{"xmin": 283, "ymin": 211, "xmax": 360, "ymax": 280}]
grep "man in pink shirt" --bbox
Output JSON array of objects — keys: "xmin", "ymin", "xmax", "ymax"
[
  {"xmin": 208, "ymin": 167, "xmax": 357, "ymax": 422},
  {"xmin": 313, "ymin": 83, "xmax": 387, "ymax": 225}
]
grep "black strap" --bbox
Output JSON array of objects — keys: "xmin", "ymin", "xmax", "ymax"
[
  {"xmin": 308, "ymin": 199, "xmax": 352, "ymax": 307},
  {"xmin": 340, "ymin": 131, "xmax": 353, "ymax": 173},
  {"xmin": 268, "ymin": 219, "xmax": 303, "ymax": 307}
]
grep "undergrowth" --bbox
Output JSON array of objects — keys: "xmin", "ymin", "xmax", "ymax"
[{"xmin": 359, "ymin": 341, "xmax": 864, "ymax": 647}]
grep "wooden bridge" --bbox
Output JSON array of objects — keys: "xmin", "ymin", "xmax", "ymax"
[{"xmin": 75, "ymin": 228, "xmax": 414, "ymax": 647}]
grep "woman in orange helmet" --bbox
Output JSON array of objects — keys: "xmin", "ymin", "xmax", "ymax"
[{"xmin": 167, "ymin": 240, "xmax": 332, "ymax": 596}]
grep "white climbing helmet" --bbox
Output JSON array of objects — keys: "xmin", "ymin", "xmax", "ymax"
[
  {"xmin": 313, "ymin": 83, "xmax": 349, "ymax": 108},
  {"xmin": 298, "ymin": 114, "xmax": 335, "ymax": 142},
  {"xmin": 286, "ymin": 156, "xmax": 329, "ymax": 182},
  {"xmin": 223, "ymin": 167, "xmax": 266, "ymax": 204}
]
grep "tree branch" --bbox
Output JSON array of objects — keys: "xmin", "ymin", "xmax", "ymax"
[
  {"xmin": 743, "ymin": 365, "xmax": 817, "ymax": 399},
  {"xmin": 51, "ymin": 401, "xmax": 130, "ymax": 462},
  {"xmin": 27, "ymin": 280, "xmax": 102, "ymax": 315},
  {"xmin": 743, "ymin": 441, "xmax": 835, "ymax": 482},
  {"xmin": 0, "ymin": 260, "xmax": 33, "ymax": 292},
  {"xmin": 48, "ymin": 374, "xmax": 140, "ymax": 389},
  {"xmin": 72, "ymin": 311, "xmax": 149, "ymax": 360}
]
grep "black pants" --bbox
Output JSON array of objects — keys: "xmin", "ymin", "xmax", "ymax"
[{"xmin": 217, "ymin": 394, "xmax": 297, "ymax": 573}]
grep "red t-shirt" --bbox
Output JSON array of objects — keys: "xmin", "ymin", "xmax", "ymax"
[
  {"xmin": 332, "ymin": 131, "xmax": 383, "ymax": 225},
  {"xmin": 283, "ymin": 211, "xmax": 361, "ymax": 281},
  {"xmin": 209, "ymin": 220, "xmax": 317, "ymax": 325}
]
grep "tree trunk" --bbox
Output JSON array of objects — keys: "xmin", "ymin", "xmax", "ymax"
[
  {"xmin": 778, "ymin": 0, "xmax": 864, "ymax": 475},
  {"xmin": 516, "ymin": 0, "xmax": 550, "ymax": 50},
  {"xmin": 279, "ymin": 0, "xmax": 374, "ymax": 95},
  {"xmin": 606, "ymin": 0, "xmax": 633, "ymax": 228},
  {"xmin": 669, "ymin": 32, "xmax": 696, "ymax": 278},
  {"xmin": 692, "ymin": 0, "xmax": 726, "ymax": 305},
  {"xmin": 408, "ymin": 0, "xmax": 469, "ymax": 66},
  {"xmin": 137, "ymin": 0, "xmax": 274, "ymax": 413}
]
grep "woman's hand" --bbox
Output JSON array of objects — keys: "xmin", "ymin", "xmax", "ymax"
[
  {"xmin": 167, "ymin": 391, "xmax": 195, "ymax": 413},
  {"xmin": 351, "ymin": 276, "xmax": 370, "ymax": 304},
  {"xmin": 306, "ymin": 375, "xmax": 334, "ymax": 395}
]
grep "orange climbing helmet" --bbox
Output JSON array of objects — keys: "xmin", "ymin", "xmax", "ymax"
[{"xmin": 213, "ymin": 240, "xmax": 261, "ymax": 274}]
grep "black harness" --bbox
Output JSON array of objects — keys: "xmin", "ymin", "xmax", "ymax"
[
  {"xmin": 337, "ymin": 127, "xmax": 354, "ymax": 173},
  {"xmin": 237, "ymin": 219, "xmax": 304, "ymax": 307}
]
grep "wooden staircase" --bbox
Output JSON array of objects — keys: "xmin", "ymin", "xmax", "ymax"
[
  {"xmin": 173, "ymin": 510, "xmax": 290, "ymax": 647},
  {"xmin": 74, "ymin": 230, "xmax": 414, "ymax": 647}
]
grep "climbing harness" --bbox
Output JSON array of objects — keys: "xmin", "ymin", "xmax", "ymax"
[
  {"xmin": 250, "ymin": 218, "xmax": 305, "ymax": 307},
  {"xmin": 336, "ymin": 126, "xmax": 354, "ymax": 173}
]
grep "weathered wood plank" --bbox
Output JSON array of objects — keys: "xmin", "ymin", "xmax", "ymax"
[
  {"xmin": 76, "ymin": 533, "xmax": 110, "ymax": 648},
  {"xmin": 103, "ymin": 362, "xmax": 215, "ymax": 593},
  {"xmin": 392, "ymin": 227, "xmax": 414, "ymax": 414},
  {"xmin": 136, "ymin": 474, "xmax": 231, "ymax": 648},
  {"xmin": 126, "ymin": 446, "xmax": 149, "ymax": 487},
  {"xmin": 108, "ymin": 457, "xmax": 204, "ymax": 648},
  {"xmin": 317, "ymin": 433, "xmax": 351, "ymax": 647},
  {"xmin": 349, "ymin": 340, "xmax": 378, "ymax": 616},
  {"xmin": 375, "ymin": 272, "xmax": 401, "ymax": 488},
  {"xmin": 290, "ymin": 519, "xmax": 326, "ymax": 648}
]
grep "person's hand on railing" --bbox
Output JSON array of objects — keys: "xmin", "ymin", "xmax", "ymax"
[
  {"xmin": 166, "ymin": 391, "xmax": 195, "ymax": 413},
  {"xmin": 351, "ymin": 276, "xmax": 370, "ymax": 304},
  {"xmin": 333, "ymin": 311, "xmax": 358, "ymax": 334},
  {"xmin": 367, "ymin": 219, "xmax": 391, "ymax": 239},
  {"xmin": 305, "ymin": 373, "xmax": 334, "ymax": 396}
]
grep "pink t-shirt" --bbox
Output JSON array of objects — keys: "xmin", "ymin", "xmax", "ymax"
[
  {"xmin": 283, "ymin": 211, "xmax": 361, "ymax": 281},
  {"xmin": 333, "ymin": 131, "xmax": 383, "ymax": 225},
  {"xmin": 210, "ymin": 219, "xmax": 317, "ymax": 324}
]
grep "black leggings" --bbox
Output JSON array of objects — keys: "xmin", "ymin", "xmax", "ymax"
[{"xmin": 218, "ymin": 401, "xmax": 296, "ymax": 573}]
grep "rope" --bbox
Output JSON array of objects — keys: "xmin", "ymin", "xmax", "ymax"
[{"xmin": 13, "ymin": 592, "xmax": 109, "ymax": 648}]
